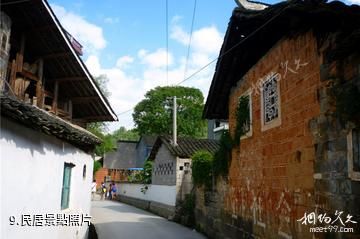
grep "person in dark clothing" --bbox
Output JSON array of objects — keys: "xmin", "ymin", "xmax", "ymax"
[{"xmin": 108, "ymin": 183, "xmax": 112, "ymax": 200}]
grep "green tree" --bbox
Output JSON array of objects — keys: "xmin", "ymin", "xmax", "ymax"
[
  {"xmin": 86, "ymin": 74, "xmax": 116, "ymax": 156},
  {"xmin": 191, "ymin": 150, "xmax": 213, "ymax": 186},
  {"xmin": 133, "ymin": 86, "xmax": 207, "ymax": 138},
  {"xmin": 93, "ymin": 160, "xmax": 102, "ymax": 175},
  {"xmin": 113, "ymin": 126, "xmax": 139, "ymax": 141}
]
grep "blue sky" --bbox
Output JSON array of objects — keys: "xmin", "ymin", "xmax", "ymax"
[{"xmin": 48, "ymin": 0, "xmax": 355, "ymax": 131}]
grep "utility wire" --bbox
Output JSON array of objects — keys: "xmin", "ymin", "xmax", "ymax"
[
  {"xmin": 176, "ymin": 4, "xmax": 288, "ymax": 85},
  {"xmin": 183, "ymin": 0, "xmax": 197, "ymax": 82},
  {"xmin": 166, "ymin": 0, "xmax": 169, "ymax": 85},
  {"xmin": 117, "ymin": 108, "xmax": 133, "ymax": 116},
  {"xmin": 116, "ymin": 4, "xmax": 288, "ymax": 116}
]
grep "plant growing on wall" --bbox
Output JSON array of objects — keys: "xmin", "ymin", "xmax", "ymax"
[
  {"xmin": 191, "ymin": 150, "xmax": 213, "ymax": 187},
  {"xmin": 234, "ymin": 95, "xmax": 250, "ymax": 145},
  {"xmin": 142, "ymin": 159, "xmax": 153, "ymax": 184},
  {"xmin": 213, "ymin": 130, "xmax": 233, "ymax": 177}
]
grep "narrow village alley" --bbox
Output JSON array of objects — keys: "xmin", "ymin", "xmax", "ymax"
[{"xmin": 91, "ymin": 199, "xmax": 206, "ymax": 239}]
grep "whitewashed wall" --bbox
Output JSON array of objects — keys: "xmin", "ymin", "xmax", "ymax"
[
  {"xmin": 0, "ymin": 117, "xmax": 93, "ymax": 239},
  {"xmin": 117, "ymin": 183, "xmax": 176, "ymax": 206},
  {"xmin": 176, "ymin": 157, "xmax": 193, "ymax": 201}
]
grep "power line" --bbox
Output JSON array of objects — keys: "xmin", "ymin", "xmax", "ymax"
[
  {"xmin": 183, "ymin": 0, "xmax": 197, "ymax": 81},
  {"xmin": 176, "ymin": 4, "xmax": 288, "ymax": 85},
  {"xmin": 166, "ymin": 0, "xmax": 169, "ymax": 86},
  {"xmin": 117, "ymin": 108, "xmax": 133, "ymax": 116},
  {"xmin": 116, "ymin": 4, "xmax": 288, "ymax": 116}
]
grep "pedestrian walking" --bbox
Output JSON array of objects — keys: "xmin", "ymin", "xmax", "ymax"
[{"xmin": 100, "ymin": 182, "xmax": 106, "ymax": 200}]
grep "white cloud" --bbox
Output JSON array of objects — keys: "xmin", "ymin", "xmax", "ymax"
[
  {"xmin": 51, "ymin": 4, "xmax": 106, "ymax": 54},
  {"xmin": 171, "ymin": 24, "xmax": 223, "ymax": 55},
  {"xmin": 116, "ymin": 56, "xmax": 134, "ymax": 69},
  {"xmin": 171, "ymin": 15, "xmax": 183, "ymax": 24},
  {"xmin": 139, "ymin": 48, "xmax": 174, "ymax": 68},
  {"xmin": 84, "ymin": 22, "xmax": 223, "ymax": 131},
  {"xmin": 85, "ymin": 55, "xmax": 102, "ymax": 75},
  {"xmin": 104, "ymin": 17, "xmax": 119, "ymax": 24},
  {"xmin": 347, "ymin": 0, "xmax": 360, "ymax": 4},
  {"xmin": 192, "ymin": 26, "xmax": 223, "ymax": 55},
  {"xmin": 171, "ymin": 25, "xmax": 189, "ymax": 45}
]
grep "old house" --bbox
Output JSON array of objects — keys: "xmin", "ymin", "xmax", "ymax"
[
  {"xmin": 208, "ymin": 119, "xmax": 229, "ymax": 140},
  {"xmin": 142, "ymin": 135, "xmax": 219, "ymax": 217},
  {"xmin": 203, "ymin": 1, "xmax": 360, "ymax": 238},
  {"xmin": 0, "ymin": 0, "xmax": 117, "ymax": 238},
  {"xmin": 95, "ymin": 136, "xmax": 157, "ymax": 184}
]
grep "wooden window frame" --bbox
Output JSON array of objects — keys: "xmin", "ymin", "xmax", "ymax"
[
  {"xmin": 347, "ymin": 128, "xmax": 360, "ymax": 181},
  {"xmin": 240, "ymin": 89, "xmax": 253, "ymax": 140},
  {"xmin": 61, "ymin": 162, "xmax": 74, "ymax": 210}
]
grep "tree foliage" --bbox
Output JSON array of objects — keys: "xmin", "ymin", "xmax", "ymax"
[
  {"xmin": 191, "ymin": 150, "xmax": 213, "ymax": 186},
  {"xmin": 93, "ymin": 160, "xmax": 102, "ymax": 175},
  {"xmin": 133, "ymin": 86, "xmax": 207, "ymax": 138},
  {"xmin": 112, "ymin": 126, "xmax": 139, "ymax": 141}
]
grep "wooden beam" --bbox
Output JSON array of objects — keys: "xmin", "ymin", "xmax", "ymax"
[
  {"xmin": 19, "ymin": 70, "xmax": 39, "ymax": 82},
  {"xmin": 71, "ymin": 96, "xmax": 98, "ymax": 103},
  {"xmin": 68, "ymin": 100, "xmax": 73, "ymax": 120},
  {"xmin": 9, "ymin": 60, "xmax": 16, "ymax": 91},
  {"xmin": 38, "ymin": 52, "xmax": 72, "ymax": 60},
  {"xmin": 52, "ymin": 80, "xmax": 59, "ymax": 115},
  {"xmin": 72, "ymin": 116, "xmax": 112, "ymax": 121},
  {"xmin": 15, "ymin": 34, "xmax": 25, "ymax": 72},
  {"xmin": 36, "ymin": 58, "xmax": 44, "ymax": 108},
  {"xmin": 53, "ymin": 77, "xmax": 87, "ymax": 83},
  {"xmin": 25, "ymin": 25, "xmax": 56, "ymax": 34}
]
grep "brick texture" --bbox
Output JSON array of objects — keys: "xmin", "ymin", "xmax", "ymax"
[{"xmin": 226, "ymin": 31, "xmax": 321, "ymax": 238}]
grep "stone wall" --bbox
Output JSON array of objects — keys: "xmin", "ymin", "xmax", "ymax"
[{"xmin": 310, "ymin": 52, "xmax": 360, "ymax": 237}]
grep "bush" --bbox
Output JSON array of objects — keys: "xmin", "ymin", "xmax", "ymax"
[
  {"xmin": 93, "ymin": 160, "xmax": 102, "ymax": 175},
  {"xmin": 213, "ymin": 130, "xmax": 233, "ymax": 177},
  {"xmin": 191, "ymin": 150, "xmax": 213, "ymax": 186}
]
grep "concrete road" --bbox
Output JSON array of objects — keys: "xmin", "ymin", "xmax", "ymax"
[{"xmin": 91, "ymin": 199, "xmax": 207, "ymax": 239}]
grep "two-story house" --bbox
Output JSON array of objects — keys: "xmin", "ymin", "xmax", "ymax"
[{"xmin": 0, "ymin": 1, "xmax": 117, "ymax": 238}]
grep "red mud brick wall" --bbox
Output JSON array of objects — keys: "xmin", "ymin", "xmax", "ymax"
[
  {"xmin": 226, "ymin": 31, "xmax": 322, "ymax": 238},
  {"xmin": 94, "ymin": 167, "xmax": 108, "ymax": 186}
]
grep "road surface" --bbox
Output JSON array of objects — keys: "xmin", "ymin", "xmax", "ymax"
[{"xmin": 91, "ymin": 199, "xmax": 206, "ymax": 239}]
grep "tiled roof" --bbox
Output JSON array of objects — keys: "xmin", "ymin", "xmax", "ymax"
[
  {"xmin": 1, "ymin": 94, "xmax": 101, "ymax": 151},
  {"xmin": 104, "ymin": 141, "xmax": 138, "ymax": 169},
  {"xmin": 204, "ymin": 1, "xmax": 360, "ymax": 119},
  {"xmin": 149, "ymin": 135, "xmax": 220, "ymax": 159}
]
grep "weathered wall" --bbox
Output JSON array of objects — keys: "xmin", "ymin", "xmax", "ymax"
[
  {"xmin": 94, "ymin": 167, "xmax": 108, "ymax": 185},
  {"xmin": 0, "ymin": 117, "xmax": 93, "ymax": 239},
  {"xmin": 152, "ymin": 144, "xmax": 177, "ymax": 185},
  {"xmin": 196, "ymin": 31, "xmax": 360, "ymax": 239},
  {"xmin": 225, "ymin": 31, "xmax": 321, "ymax": 238},
  {"xmin": 176, "ymin": 157, "xmax": 193, "ymax": 201},
  {"xmin": 309, "ymin": 51, "xmax": 360, "ymax": 237}
]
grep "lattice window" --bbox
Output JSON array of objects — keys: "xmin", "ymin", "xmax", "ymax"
[
  {"xmin": 261, "ymin": 73, "xmax": 281, "ymax": 131},
  {"xmin": 263, "ymin": 75, "xmax": 279, "ymax": 123},
  {"xmin": 155, "ymin": 161, "xmax": 174, "ymax": 175}
]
